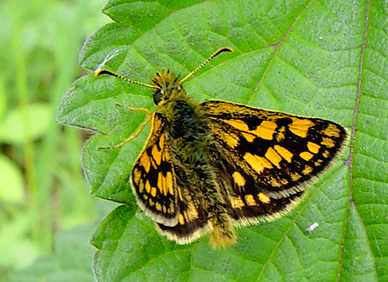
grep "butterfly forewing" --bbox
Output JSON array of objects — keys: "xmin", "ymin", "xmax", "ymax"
[
  {"xmin": 131, "ymin": 112, "xmax": 210, "ymax": 240},
  {"xmin": 202, "ymin": 100, "xmax": 348, "ymax": 201},
  {"xmin": 131, "ymin": 112, "xmax": 179, "ymax": 226}
]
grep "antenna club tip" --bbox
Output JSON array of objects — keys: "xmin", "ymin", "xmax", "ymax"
[
  {"xmin": 213, "ymin": 47, "xmax": 234, "ymax": 57},
  {"xmin": 94, "ymin": 69, "xmax": 105, "ymax": 77}
]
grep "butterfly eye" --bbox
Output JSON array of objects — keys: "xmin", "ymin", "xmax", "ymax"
[{"xmin": 153, "ymin": 90, "xmax": 162, "ymax": 105}]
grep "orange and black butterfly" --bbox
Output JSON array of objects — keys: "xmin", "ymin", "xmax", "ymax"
[{"xmin": 95, "ymin": 47, "xmax": 348, "ymax": 248}]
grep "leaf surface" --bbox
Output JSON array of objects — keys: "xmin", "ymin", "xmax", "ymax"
[{"xmin": 56, "ymin": 0, "xmax": 388, "ymax": 281}]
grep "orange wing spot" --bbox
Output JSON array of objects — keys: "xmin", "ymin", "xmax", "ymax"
[
  {"xmin": 166, "ymin": 171, "xmax": 174, "ymax": 196},
  {"xmin": 290, "ymin": 172, "xmax": 302, "ymax": 181},
  {"xmin": 157, "ymin": 172, "xmax": 165, "ymax": 195},
  {"xmin": 178, "ymin": 213, "xmax": 185, "ymax": 225},
  {"xmin": 252, "ymin": 120, "xmax": 277, "ymax": 140},
  {"xmin": 232, "ymin": 171, "xmax": 246, "ymax": 186},
  {"xmin": 302, "ymin": 165, "xmax": 313, "ymax": 175},
  {"xmin": 322, "ymin": 123, "xmax": 341, "ymax": 138},
  {"xmin": 143, "ymin": 194, "xmax": 148, "ymax": 200},
  {"xmin": 156, "ymin": 202, "xmax": 162, "ymax": 211},
  {"xmin": 300, "ymin": 151, "xmax": 314, "ymax": 161},
  {"xmin": 223, "ymin": 131, "xmax": 239, "ymax": 148},
  {"xmin": 159, "ymin": 133, "xmax": 165, "ymax": 150},
  {"xmin": 149, "ymin": 198, "xmax": 154, "ymax": 206},
  {"xmin": 145, "ymin": 180, "xmax": 151, "ymax": 193},
  {"xmin": 243, "ymin": 153, "xmax": 273, "ymax": 173},
  {"xmin": 139, "ymin": 153, "xmax": 151, "ymax": 173},
  {"xmin": 230, "ymin": 196, "xmax": 245, "ymax": 209},
  {"xmin": 168, "ymin": 202, "xmax": 174, "ymax": 214},
  {"xmin": 242, "ymin": 132, "xmax": 255, "ymax": 143},
  {"xmin": 133, "ymin": 168, "xmax": 141, "ymax": 184},
  {"xmin": 244, "ymin": 153, "xmax": 264, "ymax": 173},
  {"xmin": 244, "ymin": 194, "xmax": 256, "ymax": 206},
  {"xmin": 162, "ymin": 205, "xmax": 167, "ymax": 213},
  {"xmin": 163, "ymin": 176, "xmax": 169, "ymax": 196},
  {"xmin": 151, "ymin": 144, "xmax": 162, "ymax": 166},
  {"xmin": 151, "ymin": 187, "xmax": 157, "ymax": 197},
  {"xmin": 289, "ymin": 118, "xmax": 314, "ymax": 138},
  {"xmin": 258, "ymin": 193, "xmax": 270, "ymax": 204},
  {"xmin": 322, "ymin": 150, "xmax": 330, "ymax": 158},
  {"xmin": 268, "ymin": 177, "xmax": 288, "ymax": 187},
  {"xmin": 265, "ymin": 147, "xmax": 283, "ymax": 168},
  {"xmin": 259, "ymin": 156, "xmax": 273, "ymax": 169},
  {"xmin": 138, "ymin": 179, "xmax": 144, "ymax": 193},
  {"xmin": 267, "ymin": 178, "xmax": 281, "ymax": 187},
  {"xmin": 276, "ymin": 126, "xmax": 286, "ymax": 142},
  {"xmin": 187, "ymin": 202, "xmax": 199, "ymax": 221},
  {"xmin": 274, "ymin": 145, "xmax": 293, "ymax": 163},
  {"xmin": 307, "ymin": 142, "xmax": 321, "ymax": 154},
  {"xmin": 162, "ymin": 150, "xmax": 168, "ymax": 162},
  {"xmin": 321, "ymin": 137, "xmax": 335, "ymax": 148},
  {"xmin": 223, "ymin": 119, "xmax": 249, "ymax": 131}
]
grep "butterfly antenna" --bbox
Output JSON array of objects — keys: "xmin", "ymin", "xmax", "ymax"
[
  {"xmin": 94, "ymin": 69, "xmax": 158, "ymax": 89},
  {"xmin": 179, "ymin": 47, "xmax": 234, "ymax": 84}
]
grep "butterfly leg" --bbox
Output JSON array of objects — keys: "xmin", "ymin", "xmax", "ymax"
[
  {"xmin": 98, "ymin": 107, "xmax": 152, "ymax": 150},
  {"xmin": 115, "ymin": 103, "xmax": 152, "ymax": 116}
]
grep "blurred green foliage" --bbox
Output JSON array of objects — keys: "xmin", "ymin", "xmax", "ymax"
[
  {"xmin": 0, "ymin": 0, "xmax": 109, "ymax": 278},
  {"xmin": 3, "ymin": 0, "xmax": 388, "ymax": 281}
]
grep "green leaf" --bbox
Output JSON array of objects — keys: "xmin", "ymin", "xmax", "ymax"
[
  {"xmin": 0, "ymin": 155, "xmax": 24, "ymax": 204},
  {"xmin": 56, "ymin": 0, "xmax": 388, "ymax": 281},
  {"xmin": 0, "ymin": 103, "xmax": 51, "ymax": 145},
  {"xmin": 0, "ymin": 76, "xmax": 7, "ymax": 122},
  {"xmin": 91, "ymin": 205, "xmax": 191, "ymax": 281},
  {"xmin": 8, "ymin": 225, "xmax": 95, "ymax": 282},
  {"xmin": 0, "ymin": 211, "xmax": 40, "ymax": 270}
]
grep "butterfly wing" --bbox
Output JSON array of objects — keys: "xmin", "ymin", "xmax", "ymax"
[
  {"xmin": 215, "ymin": 155, "xmax": 306, "ymax": 225},
  {"xmin": 201, "ymin": 100, "xmax": 348, "ymax": 224},
  {"xmin": 155, "ymin": 145, "xmax": 212, "ymax": 244},
  {"xmin": 131, "ymin": 112, "xmax": 210, "ymax": 242},
  {"xmin": 131, "ymin": 112, "xmax": 179, "ymax": 226},
  {"xmin": 155, "ymin": 193, "xmax": 211, "ymax": 245}
]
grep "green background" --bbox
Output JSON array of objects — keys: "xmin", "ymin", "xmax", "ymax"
[
  {"xmin": 0, "ymin": 0, "xmax": 110, "ymax": 280},
  {"xmin": 3, "ymin": 0, "xmax": 388, "ymax": 281}
]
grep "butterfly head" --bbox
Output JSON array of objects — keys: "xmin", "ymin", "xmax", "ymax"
[
  {"xmin": 151, "ymin": 70, "xmax": 184, "ymax": 105},
  {"xmin": 94, "ymin": 47, "xmax": 233, "ymax": 106}
]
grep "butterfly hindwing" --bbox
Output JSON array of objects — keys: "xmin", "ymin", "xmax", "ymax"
[
  {"xmin": 216, "ymin": 157, "xmax": 305, "ymax": 225},
  {"xmin": 156, "ymin": 192, "xmax": 210, "ymax": 245}
]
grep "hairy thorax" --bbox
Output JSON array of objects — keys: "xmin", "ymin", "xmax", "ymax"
[
  {"xmin": 150, "ymin": 70, "xmax": 212, "ymax": 166},
  {"xmin": 159, "ymin": 95, "xmax": 211, "ymax": 166}
]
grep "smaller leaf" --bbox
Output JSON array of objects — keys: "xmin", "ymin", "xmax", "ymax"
[
  {"xmin": 0, "ymin": 212, "xmax": 39, "ymax": 270},
  {"xmin": 92, "ymin": 205, "xmax": 192, "ymax": 281},
  {"xmin": 0, "ymin": 155, "xmax": 24, "ymax": 204},
  {"xmin": 0, "ymin": 76, "xmax": 7, "ymax": 121},
  {"xmin": 0, "ymin": 103, "xmax": 51, "ymax": 145},
  {"xmin": 102, "ymin": 0, "xmax": 203, "ymax": 29},
  {"xmin": 8, "ymin": 225, "xmax": 96, "ymax": 282}
]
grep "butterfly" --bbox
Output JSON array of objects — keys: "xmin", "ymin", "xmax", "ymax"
[{"xmin": 95, "ymin": 47, "xmax": 348, "ymax": 248}]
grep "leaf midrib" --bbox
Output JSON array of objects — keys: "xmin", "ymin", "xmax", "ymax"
[{"xmin": 336, "ymin": 0, "xmax": 377, "ymax": 281}]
